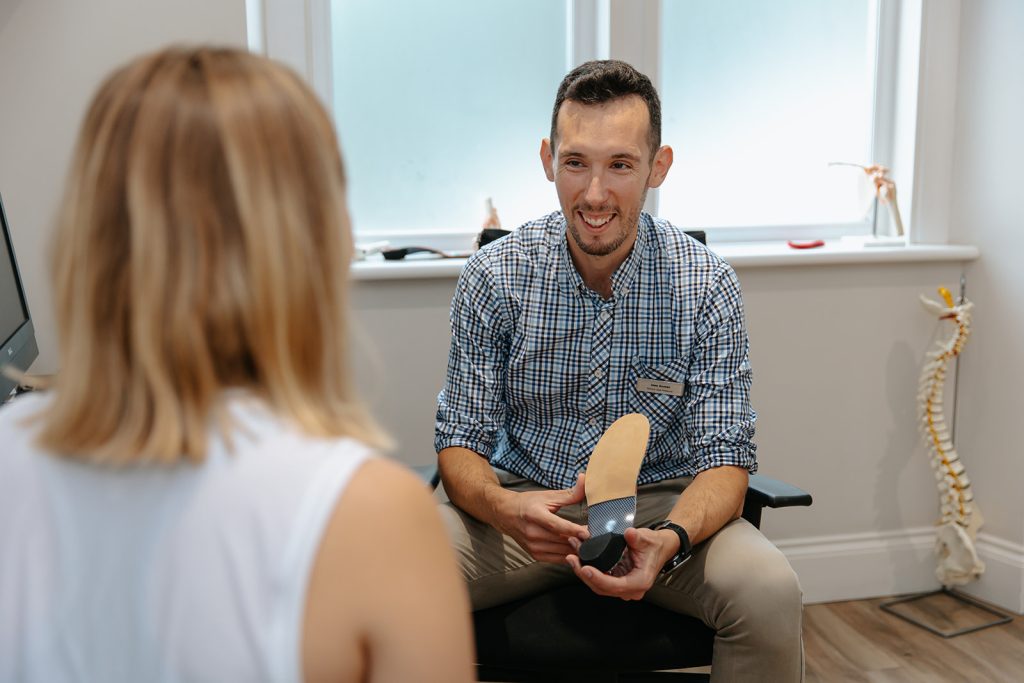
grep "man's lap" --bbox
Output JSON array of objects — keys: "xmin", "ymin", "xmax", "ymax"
[{"xmin": 441, "ymin": 470, "xmax": 798, "ymax": 619}]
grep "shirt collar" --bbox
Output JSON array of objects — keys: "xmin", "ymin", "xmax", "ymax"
[{"xmin": 555, "ymin": 211, "xmax": 652, "ymax": 300}]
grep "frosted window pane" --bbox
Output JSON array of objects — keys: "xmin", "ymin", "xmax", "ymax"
[
  {"xmin": 331, "ymin": 0, "xmax": 568, "ymax": 235},
  {"xmin": 659, "ymin": 1, "xmax": 875, "ymax": 228}
]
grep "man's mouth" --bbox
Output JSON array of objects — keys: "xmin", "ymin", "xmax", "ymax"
[{"xmin": 578, "ymin": 211, "xmax": 615, "ymax": 229}]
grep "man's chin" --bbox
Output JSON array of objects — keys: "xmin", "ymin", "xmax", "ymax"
[
  {"xmin": 568, "ymin": 210, "xmax": 638, "ymax": 256},
  {"xmin": 572, "ymin": 234, "xmax": 621, "ymax": 257}
]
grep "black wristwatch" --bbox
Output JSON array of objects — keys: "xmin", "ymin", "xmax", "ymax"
[{"xmin": 649, "ymin": 520, "xmax": 692, "ymax": 575}]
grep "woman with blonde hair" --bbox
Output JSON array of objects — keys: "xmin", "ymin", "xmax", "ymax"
[{"xmin": 0, "ymin": 46, "xmax": 474, "ymax": 682}]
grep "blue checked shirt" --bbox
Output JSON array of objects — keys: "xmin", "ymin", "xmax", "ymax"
[{"xmin": 435, "ymin": 211, "xmax": 757, "ymax": 490}]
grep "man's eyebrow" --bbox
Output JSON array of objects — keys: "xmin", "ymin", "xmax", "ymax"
[{"xmin": 559, "ymin": 150, "xmax": 643, "ymax": 162}]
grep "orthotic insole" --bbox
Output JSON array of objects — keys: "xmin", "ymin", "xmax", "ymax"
[{"xmin": 580, "ymin": 414, "xmax": 650, "ymax": 571}]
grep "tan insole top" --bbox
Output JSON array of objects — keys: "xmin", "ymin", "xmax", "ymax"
[{"xmin": 584, "ymin": 414, "xmax": 651, "ymax": 505}]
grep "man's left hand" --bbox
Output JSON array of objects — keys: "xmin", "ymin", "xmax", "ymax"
[{"xmin": 566, "ymin": 526, "xmax": 677, "ymax": 600}]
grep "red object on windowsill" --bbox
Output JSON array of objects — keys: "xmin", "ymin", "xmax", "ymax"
[{"xmin": 786, "ymin": 240, "xmax": 825, "ymax": 249}]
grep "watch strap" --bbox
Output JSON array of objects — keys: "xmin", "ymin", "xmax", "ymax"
[{"xmin": 649, "ymin": 520, "xmax": 692, "ymax": 575}]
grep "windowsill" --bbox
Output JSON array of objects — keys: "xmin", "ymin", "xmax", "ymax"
[{"xmin": 351, "ymin": 241, "xmax": 979, "ymax": 281}]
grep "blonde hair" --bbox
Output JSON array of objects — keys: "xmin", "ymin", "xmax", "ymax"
[{"xmin": 38, "ymin": 46, "xmax": 390, "ymax": 464}]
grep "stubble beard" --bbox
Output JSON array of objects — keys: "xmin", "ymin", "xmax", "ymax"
[{"xmin": 567, "ymin": 192, "xmax": 646, "ymax": 257}]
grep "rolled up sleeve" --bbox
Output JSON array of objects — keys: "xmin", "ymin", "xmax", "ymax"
[
  {"xmin": 434, "ymin": 253, "xmax": 512, "ymax": 458},
  {"xmin": 684, "ymin": 263, "xmax": 757, "ymax": 474}
]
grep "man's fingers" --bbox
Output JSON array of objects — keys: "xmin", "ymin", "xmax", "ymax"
[
  {"xmin": 534, "ymin": 511, "xmax": 588, "ymax": 540},
  {"xmin": 551, "ymin": 517, "xmax": 589, "ymax": 540},
  {"xmin": 521, "ymin": 509, "xmax": 587, "ymax": 541},
  {"xmin": 535, "ymin": 551, "xmax": 575, "ymax": 564},
  {"xmin": 562, "ymin": 473, "xmax": 586, "ymax": 505},
  {"xmin": 529, "ymin": 540, "xmax": 575, "ymax": 557},
  {"xmin": 623, "ymin": 528, "xmax": 660, "ymax": 556},
  {"xmin": 623, "ymin": 527, "xmax": 650, "ymax": 548},
  {"xmin": 569, "ymin": 558, "xmax": 626, "ymax": 598},
  {"xmin": 567, "ymin": 554, "xmax": 647, "ymax": 601},
  {"xmin": 582, "ymin": 570, "xmax": 644, "ymax": 601}
]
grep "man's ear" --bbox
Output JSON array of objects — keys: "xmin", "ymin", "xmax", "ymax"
[
  {"xmin": 540, "ymin": 138, "xmax": 555, "ymax": 182},
  {"xmin": 647, "ymin": 145, "xmax": 674, "ymax": 189}
]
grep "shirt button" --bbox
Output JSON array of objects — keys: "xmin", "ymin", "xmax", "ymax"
[
  {"xmin": 589, "ymin": 418, "xmax": 598, "ymax": 427},
  {"xmin": 599, "ymin": 311, "xmax": 610, "ymax": 321},
  {"xmin": 594, "ymin": 368, "xmax": 604, "ymax": 379}
]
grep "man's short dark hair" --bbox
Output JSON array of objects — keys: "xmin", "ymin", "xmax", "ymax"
[{"xmin": 550, "ymin": 60, "xmax": 662, "ymax": 156}]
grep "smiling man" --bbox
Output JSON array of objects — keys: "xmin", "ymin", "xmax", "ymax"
[
  {"xmin": 435, "ymin": 61, "xmax": 803, "ymax": 682},
  {"xmin": 543, "ymin": 92, "xmax": 671, "ymax": 297}
]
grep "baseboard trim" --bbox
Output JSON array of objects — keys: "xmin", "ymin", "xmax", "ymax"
[
  {"xmin": 774, "ymin": 527, "xmax": 1024, "ymax": 613},
  {"xmin": 966, "ymin": 533, "xmax": 1024, "ymax": 614}
]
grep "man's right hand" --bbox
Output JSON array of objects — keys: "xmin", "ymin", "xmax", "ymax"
[{"xmin": 493, "ymin": 474, "xmax": 590, "ymax": 563}]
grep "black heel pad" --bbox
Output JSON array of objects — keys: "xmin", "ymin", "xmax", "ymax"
[{"xmin": 579, "ymin": 533, "xmax": 626, "ymax": 573}]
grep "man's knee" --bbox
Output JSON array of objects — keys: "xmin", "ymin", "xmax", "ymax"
[
  {"xmin": 740, "ymin": 553, "xmax": 802, "ymax": 621},
  {"xmin": 712, "ymin": 543, "xmax": 802, "ymax": 638}
]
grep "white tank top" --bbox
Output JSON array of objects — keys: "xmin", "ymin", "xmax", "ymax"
[{"xmin": 0, "ymin": 392, "xmax": 375, "ymax": 683}]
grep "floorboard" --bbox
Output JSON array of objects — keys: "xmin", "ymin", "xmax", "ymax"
[{"xmin": 804, "ymin": 595, "xmax": 1022, "ymax": 683}]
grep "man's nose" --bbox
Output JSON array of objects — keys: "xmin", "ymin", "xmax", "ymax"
[{"xmin": 584, "ymin": 173, "xmax": 608, "ymax": 204}]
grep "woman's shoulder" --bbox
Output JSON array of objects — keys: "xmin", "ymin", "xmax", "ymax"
[
  {"xmin": 315, "ymin": 457, "xmax": 445, "ymax": 584},
  {"xmin": 0, "ymin": 390, "xmax": 50, "ymax": 422},
  {"xmin": 339, "ymin": 457, "xmax": 437, "ymax": 523},
  {"xmin": 0, "ymin": 391, "xmax": 51, "ymax": 463}
]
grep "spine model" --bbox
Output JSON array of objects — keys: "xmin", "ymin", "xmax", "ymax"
[{"xmin": 918, "ymin": 287, "xmax": 984, "ymax": 587}]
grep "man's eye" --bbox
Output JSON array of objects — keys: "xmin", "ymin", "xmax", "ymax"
[
  {"xmin": 565, "ymin": 159, "xmax": 584, "ymax": 168},
  {"xmin": 612, "ymin": 162, "xmax": 631, "ymax": 170}
]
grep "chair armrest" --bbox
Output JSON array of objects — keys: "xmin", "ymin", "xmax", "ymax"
[
  {"xmin": 411, "ymin": 463, "xmax": 441, "ymax": 490},
  {"xmin": 740, "ymin": 474, "xmax": 811, "ymax": 528},
  {"xmin": 746, "ymin": 474, "xmax": 812, "ymax": 509}
]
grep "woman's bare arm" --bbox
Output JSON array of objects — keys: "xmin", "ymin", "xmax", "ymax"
[{"xmin": 304, "ymin": 458, "xmax": 475, "ymax": 683}]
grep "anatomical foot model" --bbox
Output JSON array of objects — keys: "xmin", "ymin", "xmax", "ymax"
[
  {"xmin": 578, "ymin": 414, "xmax": 650, "ymax": 572},
  {"xmin": 919, "ymin": 286, "xmax": 984, "ymax": 587}
]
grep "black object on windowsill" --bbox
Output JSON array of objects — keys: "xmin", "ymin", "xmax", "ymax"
[
  {"xmin": 476, "ymin": 228, "xmax": 511, "ymax": 249},
  {"xmin": 381, "ymin": 246, "xmax": 465, "ymax": 260},
  {"xmin": 380, "ymin": 225, "xmax": 515, "ymax": 262}
]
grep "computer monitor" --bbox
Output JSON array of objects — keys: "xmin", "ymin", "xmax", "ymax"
[{"xmin": 0, "ymin": 191, "xmax": 38, "ymax": 399}]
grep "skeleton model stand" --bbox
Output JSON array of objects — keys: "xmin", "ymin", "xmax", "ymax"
[
  {"xmin": 918, "ymin": 288, "xmax": 983, "ymax": 586},
  {"xmin": 881, "ymin": 285, "xmax": 1012, "ymax": 636}
]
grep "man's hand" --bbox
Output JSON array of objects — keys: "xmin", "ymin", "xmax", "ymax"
[
  {"xmin": 566, "ymin": 526, "xmax": 679, "ymax": 600},
  {"xmin": 494, "ymin": 474, "xmax": 590, "ymax": 563}
]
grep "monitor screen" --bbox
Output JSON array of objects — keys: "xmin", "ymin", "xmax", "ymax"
[{"xmin": 0, "ymin": 192, "xmax": 38, "ymax": 399}]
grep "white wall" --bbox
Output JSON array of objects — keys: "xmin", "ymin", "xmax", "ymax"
[
  {"xmin": 349, "ymin": 258, "xmax": 984, "ymax": 605},
  {"xmin": 2, "ymin": 0, "xmax": 1020, "ymax": 613},
  {"xmin": 0, "ymin": 0, "xmax": 247, "ymax": 373},
  {"xmin": 947, "ymin": 0, "xmax": 1024, "ymax": 611}
]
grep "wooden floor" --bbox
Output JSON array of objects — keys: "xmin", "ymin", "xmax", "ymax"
[
  {"xmin": 496, "ymin": 594, "xmax": 1021, "ymax": 681},
  {"xmin": 804, "ymin": 594, "xmax": 1023, "ymax": 682}
]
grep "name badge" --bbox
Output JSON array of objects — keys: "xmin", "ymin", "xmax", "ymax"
[{"xmin": 636, "ymin": 378, "xmax": 683, "ymax": 397}]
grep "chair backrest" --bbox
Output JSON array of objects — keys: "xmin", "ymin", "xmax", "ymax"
[{"xmin": 685, "ymin": 229, "xmax": 707, "ymax": 245}]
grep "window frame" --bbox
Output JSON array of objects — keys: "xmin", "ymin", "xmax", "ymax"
[{"xmin": 251, "ymin": 0, "xmax": 959, "ymax": 248}]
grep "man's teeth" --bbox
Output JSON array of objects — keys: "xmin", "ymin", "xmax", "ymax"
[{"xmin": 582, "ymin": 214, "xmax": 613, "ymax": 227}]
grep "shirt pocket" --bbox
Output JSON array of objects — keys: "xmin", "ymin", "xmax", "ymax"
[{"xmin": 628, "ymin": 357, "xmax": 687, "ymax": 437}]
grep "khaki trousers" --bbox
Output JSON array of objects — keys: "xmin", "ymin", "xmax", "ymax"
[{"xmin": 440, "ymin": 469, "xmax": 804, "ymax": 683}]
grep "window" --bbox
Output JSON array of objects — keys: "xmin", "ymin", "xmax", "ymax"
[
  {"xmin": 254, "ymin": 0, "xmax": 949, "ymax": 246},
  {"xmin": 658, "ymin": 1, "xmax": 879, "ymax": 239},
  {"xmin": 330, "ymin": 0, "xmax": 570, "ymax": 237}
]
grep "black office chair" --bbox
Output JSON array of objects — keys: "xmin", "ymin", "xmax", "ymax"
[{"xmin": 413, "ymin": 465, "xmax": 811, "ymax": 683}]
